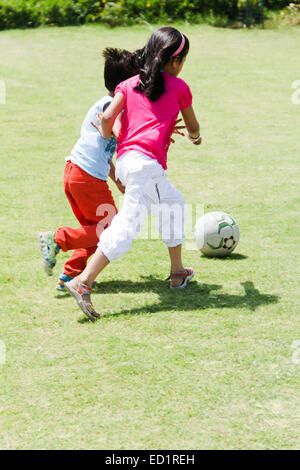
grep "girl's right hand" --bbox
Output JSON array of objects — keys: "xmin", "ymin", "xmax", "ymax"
[
  {"xmin": 91, "ymin": 112, "xmax": 107, "ymax": 137},
  {"xmin": 91, "ymin": 120, "xmax": 103, "ymax": 136}
]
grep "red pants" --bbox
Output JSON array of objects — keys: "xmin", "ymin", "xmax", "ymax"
[{"xmin": 54, "ymin": 161, "xmax": 117, "ymax": 278}]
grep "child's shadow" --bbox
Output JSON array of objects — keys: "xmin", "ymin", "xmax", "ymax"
[{"xmin": 79, "ymin": 277, "xmax": 278, "ymax": 321}]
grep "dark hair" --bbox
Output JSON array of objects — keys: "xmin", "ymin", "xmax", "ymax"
[
  {"xmin": 103, "ymin": 47, "xmax": 143, "ymax": 92},
  {"xmin": 134, "ymin": 27, "xmax": 189, "ymax": 102}
]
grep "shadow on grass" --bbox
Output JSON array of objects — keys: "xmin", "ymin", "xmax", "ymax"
[
  {"xmin": 55, "ymin": 254, "xmax": 248, "ymax": 300},
  {"xmin": 55, "ymin": 292, "xmax": 70, "ymax": 299},
  {"xmin": 208, "ymin": 253, "xmax": 248, "ymax": 261},
  {"xmin": 77, "ymin": 278, "xmax": 278, "ymax": 322}
]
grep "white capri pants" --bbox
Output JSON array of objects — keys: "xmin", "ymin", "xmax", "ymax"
[{"xmin": 98, "ymin": 150, "xmax": 185, "ymax": 262}]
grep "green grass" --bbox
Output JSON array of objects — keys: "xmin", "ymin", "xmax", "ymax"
[{"xmin": 0, "ymin": 23, "xmax": 300, "ymax": 450}]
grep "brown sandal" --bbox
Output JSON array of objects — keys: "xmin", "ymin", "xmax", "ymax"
[{"xmin": 166, "ymin": 267, "xmax": 194, "ymax": 289}]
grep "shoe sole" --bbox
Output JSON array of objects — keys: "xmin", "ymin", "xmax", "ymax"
[{"xmin": 65, "ymin": 282, "xmax": 100, "ymax": 321}]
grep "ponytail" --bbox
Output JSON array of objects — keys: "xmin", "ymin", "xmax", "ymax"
[{"xmin": 134, "ymin": 27, "xmax": 189, "ymax": 102}]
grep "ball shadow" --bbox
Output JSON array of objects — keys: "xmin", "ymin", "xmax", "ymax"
[{"xmin": 204, "ymin": 253, "xmax": 248, "ymax": 261}]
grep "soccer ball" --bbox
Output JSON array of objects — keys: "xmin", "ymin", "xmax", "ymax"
[{"xmin": 194, "ymin": 211, "xmax": 240, "ymax": 257}]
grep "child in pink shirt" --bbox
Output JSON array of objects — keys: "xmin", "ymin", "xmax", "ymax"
[
  {"xmin": 66, "ymin": 27, "xmax": 202, "ymax": 320},
  {"xmin": 115, "ymin": 71, "xmax": 192, "ymax": 170}
]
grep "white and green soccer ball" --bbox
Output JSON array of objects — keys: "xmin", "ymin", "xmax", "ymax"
[{"xmin": 194, "ymin": 211, "xmax": 240, "ymax": 257}]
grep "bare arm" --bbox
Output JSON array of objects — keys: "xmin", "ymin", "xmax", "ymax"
[
  {"xmin": 109, "ymin": 162, "xmax": 116, "ymax": 182},
  {"xmin": 109, "ymin": 162, "xmax": 125, "ymax": 194},
  {"xmin": 101, "ymin": 92, "xmax": 125, "ymax": 139},
  {"xmin": 91, "ymin": 94, "xmax": 124, "ymax": 139},
  {"xmin": 181, "ymin": 106, "xmax": 201, "ymax": 145},
  {"xmin": 112, "ymin": 112, "xmax": 122, "ymax": 140}
]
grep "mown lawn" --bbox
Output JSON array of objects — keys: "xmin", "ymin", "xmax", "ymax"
[{"xmin": 0, "ymin": 23, "xmax": 299, "ymax": 450}]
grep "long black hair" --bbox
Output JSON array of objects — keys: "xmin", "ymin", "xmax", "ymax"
[{"xmin": 134, "ymin": 27, "xmax": 189, "ymax": 102}]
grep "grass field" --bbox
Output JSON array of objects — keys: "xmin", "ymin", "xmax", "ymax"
[{"xmin": 0, "ymin": 23, "xmax": 299, "ymax": 450}]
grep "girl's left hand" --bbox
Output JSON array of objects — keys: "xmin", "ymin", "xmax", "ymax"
[{"xmin": 170, "ymin": 118, "xmax": 186, "ymax": 144}]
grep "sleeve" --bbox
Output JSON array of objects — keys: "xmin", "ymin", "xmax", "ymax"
[
  {"xmin": 101, "ymin": 97, "xmax": 113, "ymax": 112},
  {"xmin": 178, "ymin": 81, "xmax": 193, "ymax": 110},
  {"xmin": 115, "ymin": 80, "xmax": 126, "ymax": 97}
]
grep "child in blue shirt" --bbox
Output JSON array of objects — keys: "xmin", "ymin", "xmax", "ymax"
[{"xmin": 39, "ymin": 48, "xmax": 140, "ymax": 290}]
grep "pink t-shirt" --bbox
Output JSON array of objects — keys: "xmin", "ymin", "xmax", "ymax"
[{"xmin": 115, "ymin": 73, "xmax": 192, "ymax": 170}]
